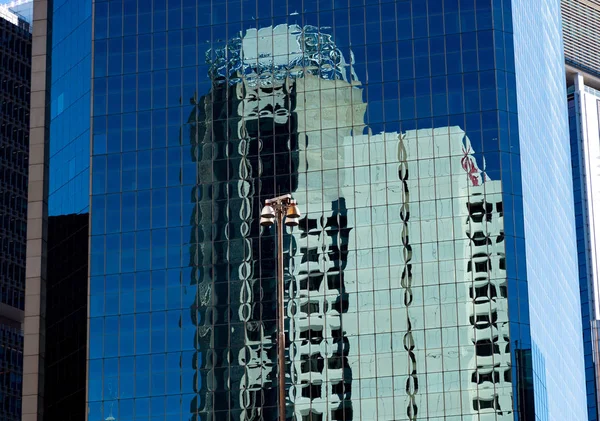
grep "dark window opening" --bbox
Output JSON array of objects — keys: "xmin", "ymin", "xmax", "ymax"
[
  {"xmin": 475, "ymin": 338, "xmax": 500, "ymax": 356},
  {"xmin": 470, "ymin": 231, "xmax": 491, "ymax": 246},
  {"xmin": 302, "ymin": 411, "xmax": 323, "ymax": 421},
  {"xmin": 331, "ymin": 382, "xmax": 351, "ymax": 395},
  {"xmin": 473, "ymin": 396, "xmax": 500, "ymax": 410},
  {"xmin": 331, "ymin": 404, "xmax": 353, "ymax": 420},
  {"xmin": 470, "ymin": 311, "xmax": 498, "ymax": 329},
  {"xmin": 327, "ymin": 272, "xmax": 343, "ymax": 290},
  {"xmin": 467, "ymin": 201, "xmax": 493, "ymax": 222},
  {"xmin": 331, "ymin": 294, "xmax": 349, "ymax": 313},
  {"xmin": 471, "ymin": 370, "xmax": 500, "ymax": 384},
  {"xmin": 496, "ymin": 202, "xmax": 503, "ymax": 216},
  {"xmin": 301, "ymin": 384, "xmax": 322, "ymax": 399},
  {"xmin": 470, "ymin": 283, "xmax": 498, "ymax": 300},
  {"xmin": 300, "ymin": 302, "xmax": 320, "ymax": 314},
  {"xmin": 300, "ymin": 354, "xmax": 324, "ymax": 373},
  {"xmin": 299, "ymin": 329, "xmax": 323, "ymax": 344}
]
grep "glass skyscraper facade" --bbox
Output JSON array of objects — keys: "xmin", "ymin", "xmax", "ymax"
[
  {"xmin": 512, "ymin": 0, "xmax": 586, "ymax": 419},
  {"xmin": 42, "ymin": 0, "xmax": 585, "ymax": 420},
  {"xmin": 48, "ymin": 0, "xmax": 91, "ymax": 215},
  {"xmin": 45, "ymin": 0, "xmax": 92, "ymax": 418}
]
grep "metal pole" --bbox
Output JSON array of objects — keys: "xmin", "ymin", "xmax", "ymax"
[{"xmin": 277, "ymin": 208, "xmax": 286, "ymax": 421}]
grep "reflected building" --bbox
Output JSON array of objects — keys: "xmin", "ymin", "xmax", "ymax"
[
  {"xmin": 187, "ymin": 52, "xmax": 300, "ymax": 419},
  {"xmin": 186, "ymin": 23, "xmax": 514, "ymax": 420}
]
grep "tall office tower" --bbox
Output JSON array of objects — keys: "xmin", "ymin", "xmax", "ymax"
[
  {"xmin": 568, "ymin": 75, "xmax": 600, "ymax": 421},
  {"xmin": 562, "ymin": 1, "xmax": 600, "ymax": 420},
  {"xmin": 0, "ymin": 5, "xmax": 31, "ymax": 420},
  {"xmin": 22, "ymin": 0, "xmax": 91, "ymax": 420},
  {"xmin": 24, "ymin": 0, "xmax": 587, "ymax": 420}
]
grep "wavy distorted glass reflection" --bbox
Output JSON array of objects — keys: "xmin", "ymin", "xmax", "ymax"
[
  {"xmin": 183, "ymin": 23, "xmax": 514, "ymax": 420},
  {"xmin": 188, "ymin": 55, "xmax": 299, "ymax": 420}
]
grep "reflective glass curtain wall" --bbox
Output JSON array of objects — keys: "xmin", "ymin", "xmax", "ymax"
[
  {"xmin": 44, "ymin": 0, "xmax": 92, "ymax": 418},
  {"xmin": 88, "ymin": 0, "xmax": 585, "ymax": 420},
  {"xmin": 48, "ymin": 0, "xmax": 92, "ymax": 215},
  {"xmin": 512, "ymin": 0, "xmax": 588, "ymax": 419}
]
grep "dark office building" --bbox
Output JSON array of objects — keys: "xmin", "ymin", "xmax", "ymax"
[{"xmin": 0, "ymin": 8, "xmax": 31, "ymax": 421}]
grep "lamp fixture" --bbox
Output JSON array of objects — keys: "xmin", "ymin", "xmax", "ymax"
[{"xmin": 259, "ymin": 194, "xmax": 301, "ymax": 421}]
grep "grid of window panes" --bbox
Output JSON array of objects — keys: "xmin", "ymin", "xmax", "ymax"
[
  {"xmin": 0, "ymin": 326, "xmax": 23, "ymax": 421},
  {"xmin": 88, "ymin": 0, "xmax": 538, "ymax": 420},
  {"xmin": 512, "ymin": 0, "xmax": 588, "ymax": 419},
  {"xmin": 0, "ymin": 16, "xmax": 29, "ymax": 421},
  {"xmin": 41, "ymin": 0, "xmax": 93, "ymax": 419},
  {"xmin": 0, "ymin": 16, "xmax": 30, "ymax": 312},
  {"xmin": 48, "ymin": 0, "xmax": 92, "ymax": 216}
]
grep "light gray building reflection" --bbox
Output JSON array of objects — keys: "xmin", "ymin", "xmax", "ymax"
[{"xmin": 186, "ymin": 24, "xmax": 513, "ymax": 420}]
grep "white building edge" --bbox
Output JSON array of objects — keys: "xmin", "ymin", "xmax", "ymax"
[
  {"xmin": 567, "ymin": 68, "xmax": 600, "ymax": 414},
  {"xmin": 0, "ymin": 0, "xmax": 32, "ymax": 27}
]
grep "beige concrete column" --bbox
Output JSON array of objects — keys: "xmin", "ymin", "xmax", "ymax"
[{"xmin": 22, "ymin": 1, "xmax": 51, "ymax": 420}]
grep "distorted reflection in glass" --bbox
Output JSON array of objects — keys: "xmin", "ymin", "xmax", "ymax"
[{"xmin": 179, "ymin": 23, "xmax": 513, "ymax": 421}]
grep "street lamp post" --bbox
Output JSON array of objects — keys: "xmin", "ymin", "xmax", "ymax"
[{"xmin": 260, "ymin": 194, "xmax": 301, "ymax": 420}]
